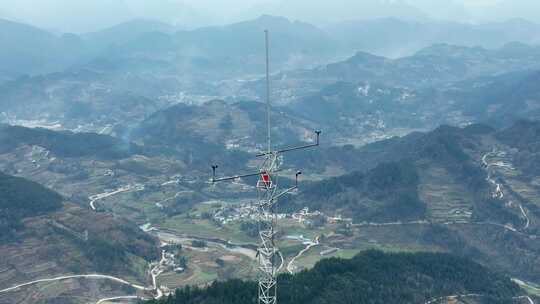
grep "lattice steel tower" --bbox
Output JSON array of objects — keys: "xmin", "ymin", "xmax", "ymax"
[{"xmin": 211, "ymin": 30, "xmax": 320, "ymax": 304}]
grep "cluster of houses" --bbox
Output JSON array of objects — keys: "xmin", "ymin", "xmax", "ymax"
[
  {"xmin": 213, "ymin": 203, "xmax": 288, "ymax": 224},
  {"xmin": 212, "ymin": 204, "xmax": 351, "ymax": 226}
]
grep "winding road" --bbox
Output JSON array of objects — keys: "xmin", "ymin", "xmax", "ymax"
[
  {"xmin": 519, "ymin": 205, "xmax": 530, "ymax": 230},
  {"xmin": 424, "ymin": 293, "xmax": 482, "ymax": 304},
  {"xmin": 0, "ymin": 274, "xmax": 151, "ymax": 294},
  {"xmin": 518, "ymin": 296, "xmax": 536, "ymax": 304},
  {"xmin": 149, "ymin": 249, "xmax": 168, "ymax": 299},
  {"xmin": 424, "ymin": 294, "xmax": 535, "ymax": 304},
  {"xmin": 0, "ymin": 248, "xmax": 171, "ymax": 303},
  {"xmin": 287, "ymin": 236, "xmax": 320, "ymax": 274},
  {"xmin": 276, "ymin": 250, "xmax": 285, "ymax": 273},
  {"xmin": 89, "ymin": 184, "xmax": 145, "ymax": 211},
  {"xmin": 482, "ymin": 151, "xmax": 531, "ymax": 231},
  {"xmin": 352, "ymin": 218, "xmax": 529, "ymax": 235},
  {"xmin": 95, "ymin": 295, "xmax": 139, "ymax": 304},
  {"xmin": 483, "ymin": 151, "xmax": 504, "ymax": 199}
]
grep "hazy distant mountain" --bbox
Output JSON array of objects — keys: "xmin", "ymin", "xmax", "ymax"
[
  {"xmin": 280, "ymin": 54, "xmax": 540, "ymax": 146},
  {"xmin": 245, "ymin": 42, "xmax": 540, "ymax": 108},
  {"xmin": 4, "ymin": 29, "xmax": 539, "ymax": 154},
  {"xmin": 3, "ymin": 14, "xmax": 540, "ymax": 82},
  {"xmin": 0, "ymin": 0, "xmax": 212, "ymax": 33},
  {"xmin": 84, "ymin": 19, "xmax": 177, "ymax": 48},
  {"xmin": 68, "ymin": 16, "xmax": 540, "ymax": 81},
  {"xmin": 122, "ymin": 0, "xmax": 214, "ymax": 30},
  {"xmin": 240, "ymin": 0, "xmax": 427, "ymax": 25},
  {"xmin": 0, "ymin": 19, "xmax": 89, "ymax": 78},
  {"xmin": 321, "ymin": 42, "xmax": 540, "ymax": 87},
  {"xmin": 326, "ymin": 18, "xmax": 540, "ymax": 58},
  {"xmin": 0, "ymin": 68, "xmax": 160, "ymax": 132},
  {"xmin": 474, "ymin": 0, "xmax": 540, "ymax": 24},
  {"xmin": 169, "ymin": 15, "xmax": 340, "ymax": 72},
  {"xmin": 77, "ymin": 15, "xmax": 343, "ymax": 82}
]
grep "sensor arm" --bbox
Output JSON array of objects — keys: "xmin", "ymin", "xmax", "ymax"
[
  {"xmin": 212, "ymin": 165, "xmax": 262, "ymax": 183},
  {"xmin": 272, "ymin": 171, "xmax": 302, "ymax": 200},
  {"xmin": 256, "ymin": 130, "xmax": 321, "ymax": 157}
]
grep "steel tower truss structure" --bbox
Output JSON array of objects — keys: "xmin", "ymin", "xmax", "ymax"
[{"xmin": 211, "ymin": 30, "xmax": 320, "ymax": 304}]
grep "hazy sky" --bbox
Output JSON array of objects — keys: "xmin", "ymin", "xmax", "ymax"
[{"xmin": 0, "ymin": 0, "xmax": 539, "ymax": 33}]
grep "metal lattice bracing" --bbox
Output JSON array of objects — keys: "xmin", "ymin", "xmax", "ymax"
[
  {"xmin": 210, "ymin": 30, "xmax": 320, "ymax": 304},
  {"xmin": 256, "ymin": 153, "xmax": 280, "ymax": 304}
]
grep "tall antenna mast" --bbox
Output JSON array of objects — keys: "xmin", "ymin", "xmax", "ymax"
[
  {"xmin": 265, "ymin": 30, "xmax": 271, "ymax": 153},
  {"xmin": 211, "ymin": 30, "xmax": 321, "ymax": 304}
]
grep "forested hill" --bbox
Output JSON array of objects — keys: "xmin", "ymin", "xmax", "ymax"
[
  {"xmin": 0, "ymin": 171, "xmax": 63, "ymax": 241},
  {"xmin": 0, "ymin": 124, "xmax": 141, "ymax": 159},
  {"xmin": 0, "ymin": 171, "xmax": 63, "ymax": 216},
  {"xmin": 145, "ymin": 250, "xmax": 520, "ymax": 304},
  {"xmin": 279, "ymin": 161, "xmax": 425, "ymax": 222}
]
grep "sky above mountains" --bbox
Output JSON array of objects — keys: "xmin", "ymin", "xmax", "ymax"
[{"xmin": 0, "ymin": 0, "xmax": 539, "ymax": 33}]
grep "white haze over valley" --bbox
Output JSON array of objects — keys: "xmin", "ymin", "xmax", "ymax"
[{"xmin": 0, "ymin": 0, "xmax": 539, "ymax": 33}]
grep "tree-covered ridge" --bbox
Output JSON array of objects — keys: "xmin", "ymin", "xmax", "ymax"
[
  {"xmin": 282, "ymin": 123, "xmax": 497, "ymax": 223},
  {"xmin": 0, "ymin": 171, "xmax": 63, "ymax": 241},
  {"xmin": 0, "ymin": 124, "xmax": 140, "ymax": 159},
  {"xmin": 146, "ymin": 250, "xmax": 520, "ymax": 304},
  {"xmin": 280, "ymin": 161, "xmax": 426, "ymax": 222},
  {"xmin": 495, "ymin": 120, "xmax": 540, "ymax": 178},
  {"xmin": 496, "ymin": 119, "xmax": 540, "ymax": 152}
]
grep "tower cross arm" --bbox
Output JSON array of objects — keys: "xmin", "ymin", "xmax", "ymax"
[
  {"xmin": 272, "ymin": 185, "xmax": 297, "ymax": 201},
  {"xmin": 271, "ymin": 171, "xmax": 302, "ymax": 201},
  {"xmin": 211, "ymin": 165, "xmax": 262, "ymax": 183},
  {"xmin": 256, "ymin": 131, "xmax": 321, "ymax": 157}
]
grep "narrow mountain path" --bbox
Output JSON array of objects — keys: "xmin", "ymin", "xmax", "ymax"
[
  {"xmin": 89, "ymin": 184, "xmax": 145, "ymax": 211},
  {"xmin": 513, "ymin": 278, "xmax": 540, "ymax": 294},
  {"xmin": 0, "ymin": 274, "xmax": 151, "ymax": 294},
  {"xmin": 150, "ymin": 249, "xmax": 168, "ymax": 299},
  {"xmin": 424, "ymin": 293, "xmax": 483, "ymax": 304},
  {"xmin": 482, "ymin": 150, "xmax": 531, "ymax": 231},
  {"xmin": 276, "ymin": 250, "xmax": 285, "ymax": 273},
  {"xmin": 513, "ymin": 295, "xmax": 536, "ymax": 304},
  {"xmin": 519, "ymin": 204, "xmax": 530, "ymax": 230},
  {"xmin": 0, "ymin": 249, "xmax": 171, "ymax": 302},
  {"xmin": 287, "ymin": 236, "xmax": 320, "ymax": 274},
  {"xmin": 425, "ymin": 294, "xmax": 535, "ymax": 304},
  {"xmin": 96, "ymin": 295, "xmax": 139, "ymax": 304}
]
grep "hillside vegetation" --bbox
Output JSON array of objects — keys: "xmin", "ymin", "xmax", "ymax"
[
  {"xmin": 280, "ymin": 161, "xmax": 425, "ymax": 222},
  {"xmin": 0, "ymin": 172, "xmax": 159, "ymax": 304},
  {"xmin": 145, "ymin": 250, "xmax": 520, "ymax": 304},
  {"xmin": 0, "ymin": 171, "xmax": 63, "ymax": 241},
  {"xmin": 0, "ymin": 124, "xmax": 140, "ymax": 159}
]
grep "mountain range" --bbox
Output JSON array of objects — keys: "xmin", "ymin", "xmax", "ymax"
[
  {"xmin": 1, "ymin": 11, "xmax": 540, "ymax": 304},
  {"xmin": 2, "ymin": 15, "xmax": 540, "ymax": 82},
  {"xmin": 326, "ymin": 17, "xmax": 540, "ymax": 57}
]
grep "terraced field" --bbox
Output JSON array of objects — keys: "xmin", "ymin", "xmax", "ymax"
[{"xmin": 418, "ymin": 164, "xmax": 474, "ymax": 223}]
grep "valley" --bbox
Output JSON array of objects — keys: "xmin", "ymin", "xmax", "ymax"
[
  {"xmin": 1, "ymin": 9, "xmax": 540, "ymax": 304},
  {"xmin": 2, "ymin": 122, "xmax": 539, "ymax": 303}
]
